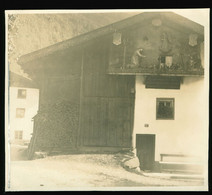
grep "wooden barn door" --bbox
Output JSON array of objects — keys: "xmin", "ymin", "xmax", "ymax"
[
  {"xmin": 81, "ymin": 82, "xmax": 135, "ymax": 148},
  {"xmin": 107, "ymin": 98, "xmax": 134, "ymax": 147}
]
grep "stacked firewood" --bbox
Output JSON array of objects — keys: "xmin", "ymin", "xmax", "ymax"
[{"xmin": 33, "ymin": 99, "xmax": 79, "ymax": 151}]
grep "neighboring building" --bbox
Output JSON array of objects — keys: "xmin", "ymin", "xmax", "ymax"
[
  {"xmin": 9, "ymin": 71, "xmax": 39, "ymax": 144},
  {"xmin": 18, "ymin": 12, "xmax": 208, "ymax": 173}
]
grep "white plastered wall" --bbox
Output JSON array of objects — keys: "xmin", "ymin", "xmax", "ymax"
[
  {"xmin": 9, "ymin": 87, "xmax": 39, "ymax": 141},
  {"xmin": 133, "ymin": 76, "xmax": 206, "ymax": 162}
]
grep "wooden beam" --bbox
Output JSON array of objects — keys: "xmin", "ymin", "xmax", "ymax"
[
  {"xmin": 77, "ymin": 47, "xmax": 85, "ymax": 148},
  {"xmin": 130, "ymin": 92, "xmax": 136, "ymax": 150},
  {"xmin": 107, "ymin": 72, "xmax": 204, "ymax": 77}
]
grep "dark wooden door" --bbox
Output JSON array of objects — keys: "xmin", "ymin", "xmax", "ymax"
[{"xmin": 136, "ymin": 134, "xmax": 155, "ymax": 170}]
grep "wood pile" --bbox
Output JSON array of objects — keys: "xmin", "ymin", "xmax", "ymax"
[{"xmin": 27, "ymin": 99, "xmax": 79, "ymax": 159}]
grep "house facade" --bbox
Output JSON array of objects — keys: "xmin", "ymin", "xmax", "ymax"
[
  {"xmin": 9, "ymin": 72, "xmax": 39, "ymax": 144},
  {"xmin": 18, "ymin": 12, "xmax": 208, "ymax": 172}
]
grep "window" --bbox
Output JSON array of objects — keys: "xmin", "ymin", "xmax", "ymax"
[
  {"xmin": 16, "ymin": 108, "xmax": 25, "ymax": 118},
  {"xmin": 15, "ymin": 131, "xmax": 23, "ymax": 139},
  {"xmin": 156, "ymin": 98, "xmax": 174, "ymax": 120},
  {"xmin": 17, "ymin": 89, "xmax": 27, "ymax": 99}
]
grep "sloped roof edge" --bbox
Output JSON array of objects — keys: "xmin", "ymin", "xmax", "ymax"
[
  {"xmin": 18, "ymin": 12, "xmax": 204, "ymax": 65},
  {"xmin": 9, "ymin": 71, "xmax": 37, "ymax": 88}
]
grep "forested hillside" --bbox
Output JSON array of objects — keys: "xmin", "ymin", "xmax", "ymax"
[{"xmin": 8, "ymin": 12, "xmax": 140, "ymax": 77}]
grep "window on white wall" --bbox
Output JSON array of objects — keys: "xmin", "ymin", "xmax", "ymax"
[
  {"xmin": 156, "ymin": 98, "xmax": 174, "ymax": 120},
  {"xmin": 15, "ymin": 131, "xmax": 23, "ymax": 139},
  {"xmin": 17, "ymin": 89, "xmax": 27, "ymax": 99},
  {"xmin": 16, "ymin": 108, "xmax": 25, "ymax": 118}
]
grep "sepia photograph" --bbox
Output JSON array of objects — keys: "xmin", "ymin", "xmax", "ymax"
[{"xmin": 5, "ymin": 9, "xmax": 209, "ymax": 191}]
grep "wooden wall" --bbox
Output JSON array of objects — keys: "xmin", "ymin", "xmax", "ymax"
[
  {"xmin": 31, "ymin": 35, "xmax": 136, "ymax": 150},
  {"xmin": 38, "ymin": 48, "xmax": 82, "ymax": 105},
  {"xmin": 80, "ymin": 37, "xmax": 135, "ymax": 148},
  {"xmin": 31, "ymin": 49, "xmax": 82, "ymax": 150}
]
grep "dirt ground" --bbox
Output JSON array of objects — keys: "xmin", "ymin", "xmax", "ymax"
[{"xmin": 6, "ymin": 145, "xmax": 205, "ymax": 191}]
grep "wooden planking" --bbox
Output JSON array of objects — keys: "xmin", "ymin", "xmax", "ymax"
[
  {"xmin": 83, "ymin": 74, "xmax": 135, "ymax": 98},
  {"xmin": 82, "ymin": 97, "xmax": 108, "ymax": 146},
  {"xmin": 99, "ymin": 98, "xmax": 108, "ymax": 146},
  {"xmin": 107, "ymin": 99, "xmax": 117, "ymax": 146},
  {"xmin": 108, "ymin": 98, "xmax": 134, "ymax": 147},
  {"xmin": 82, "ymin": 97, "xmax": 96, "ymax": 146},
  {"xmin": 109, "ymin": 98, "xmax": 134, "ymax": 147},
  {"xmin": 84, "ymin": 38, "xmax": 109, "ymax": 74},
  {"xmin": 41, "ymin": 77, "xmax": 80, "ymax": 104},
  {"xmin": 81, "ymin": 97, "xmax": 134, "ymax": 147},
  {"xmin": 83, "ymin": 37, "xmax": 135, "ymax": 97},
  {"xmin": 81, "ymin": 38, "xmax": 135, "ymax": 148},
  {"xmin": 92, "ymin": 98, "xmax": 101, "ymax": 145},
  {"xmin": 108, "ymin": 75, "xmax": 135, "ymax": 98}
]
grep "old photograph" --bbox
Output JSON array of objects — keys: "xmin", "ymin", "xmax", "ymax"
[{"xmin": 5, "ymin": 9, "xmax": 209, "ymax": 191}]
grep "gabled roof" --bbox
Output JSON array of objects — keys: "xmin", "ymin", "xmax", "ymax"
[
  {"xmin": 18, "ymin": 12, "xmax": 204, "ymax": 65},
  {"xmin": 9, "ymin": 71, "xmax": 37, "ymax": 88}
]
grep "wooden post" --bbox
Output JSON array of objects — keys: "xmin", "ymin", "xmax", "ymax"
[
  {"xmin": 77, "ymin": 47, "xmax": 85, "ymax": 148},
  {"xmin": 131, "ymin": 77, "xmax": 136, "ymax": 156}
]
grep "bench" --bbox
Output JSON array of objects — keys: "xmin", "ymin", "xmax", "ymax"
[{"xmin": 159, "ymin": 154, "xmax": 203, "ymax": 173}]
